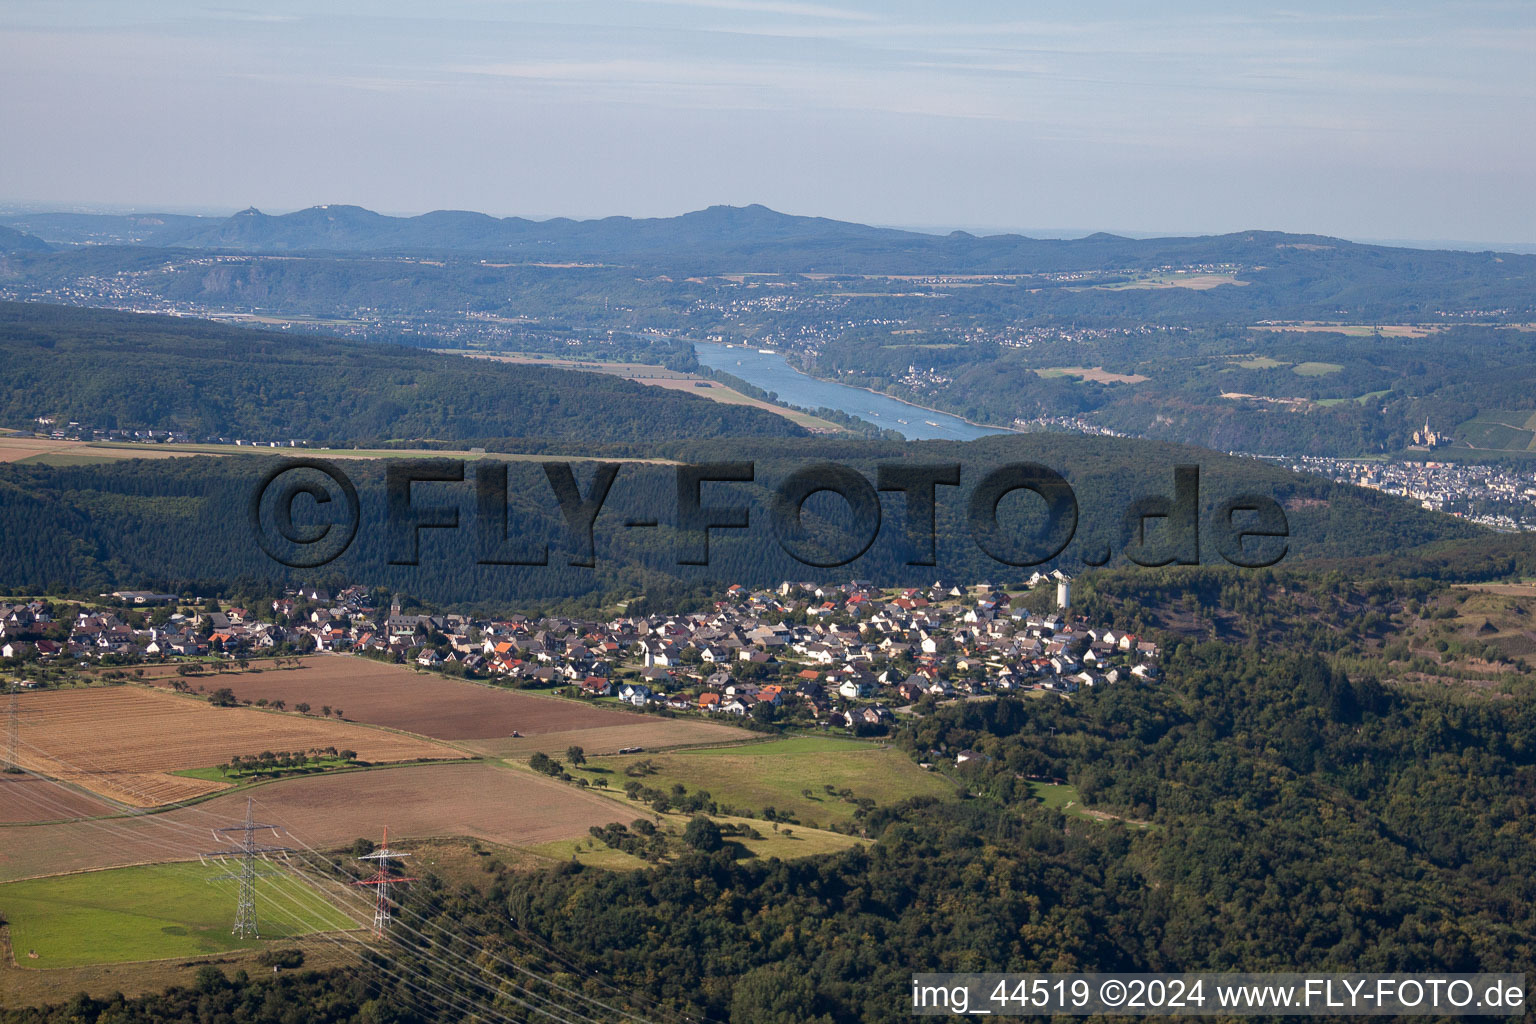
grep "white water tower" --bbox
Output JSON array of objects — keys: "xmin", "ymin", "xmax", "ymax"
[{"xmin": 1056, "ymin": 579, "xmax": 1071, "ymax": 611}]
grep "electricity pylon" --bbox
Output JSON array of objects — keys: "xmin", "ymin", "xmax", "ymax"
[
  {"xmin": 354, "ymin": 828, "xmax": 417, "ymax": 938},
  {"xmin": 4, "ymin": 681, "xmax": 37, "ymax": 772},
  {"xmin": 202, "ymin": 798, "xmax": 293, "ymax": 938},
  {"xmin": 6, "ymin": 681, "xmax": 18, "ymax": 770}
]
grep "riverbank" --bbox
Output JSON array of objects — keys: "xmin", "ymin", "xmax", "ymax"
[{"xmin": 696, "ymin": 343, "xmax": 1012, "ymax": 441}]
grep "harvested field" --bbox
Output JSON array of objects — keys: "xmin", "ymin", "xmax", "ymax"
[
  {"xmin": 1251, "ymin": 322, "xmax": 1444, "ymax": 337},
  {"xmin": 0, "ymin": 775, "xmax": 121, "ymax": 823},
  {"xmin": 628, "ymin": 377, "xmax": 843, "ymax": 432},
  {"xmin": 0, "ymin": 440, "xmax": 61, "ymax": 463},
  {"xmin": 146, "ymin": 656, "xmax": 745, "ymax": 749},
  {"xmin": 0, "ymin": 437, "xmax": 201, "ymax": 464},
  {"xmin": 0, "ymin": 436, "xmax": 673, "ymax": 466},
  {"xmin": 1034, "ymin": 366, "xmax": 1148, "ymax": 384},
  {"xmin": 439, "ymin": 352, "xmax": 697, "ymax": 377},
  {"xmin": 12, "ymin": 686, "xmax": 465, "ymax": 807},
  {"xmin": 1079, "ymin": 272, "xmax": 1247, "ymax": 291},
  {"xmin": 0, "ymin": 763, "xmax": 628, "ymax": 882}
]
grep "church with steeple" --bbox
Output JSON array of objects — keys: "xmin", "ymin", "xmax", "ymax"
[{"xmin": 1411, "ymin": 417, "xmax": 1445, "ymax": 449}]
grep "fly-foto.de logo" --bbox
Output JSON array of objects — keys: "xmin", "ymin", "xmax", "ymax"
[{"xmin": 249, "ymin": 459, "xmax": 1289, "ymax": 571}]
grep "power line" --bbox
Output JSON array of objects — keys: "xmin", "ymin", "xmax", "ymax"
[
  {"xmin": 200, "ymin": 797, "xmax": 295, "ymax": 938},
  {"xmin": 353, "ymin": 828, "xmax": 417, "ymax": 938},
  {"xmin": 1, "ymin": 755, "xmax": 533, "ymax": 1024},
  {"xmin": 7, "ymin": 745, "xmax": 611, "ymax": 1023},
  {"xmin": 6, "ymin": 681, "xmax": 16, "ymax": 769},
  {"xmin": 8, "ymin": 735, "xmax": 671, "ymax": 1024},
  {"xmin": 4, "ymin": 680, "xmax": 40, "ymax": 773}
]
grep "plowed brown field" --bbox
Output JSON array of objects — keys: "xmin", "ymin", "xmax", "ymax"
[
  {"xmin": 0, "ymin": 762, "xmax": 628, "ymax": 882},
  {"xmin": 0, "ymin": 775, "xmax": 121, "ymax": 823},
  {"xmin": 146, "ymin": 656, "xmax": 744, "ymax": 751},
  {"xmin": 12, "ymin": 687, "xmax": 466, "ymax": 807}
]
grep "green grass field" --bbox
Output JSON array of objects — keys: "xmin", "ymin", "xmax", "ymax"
[
  {"xmin": 530, "ymin": 813, "xmax": 865, "ymax": 868},
  {"xmin": 1454, "ymin": 410, "xmax": 1536, "ymax": 452},
  {"xmin": 0, "ymin": 862, "xmax": 355, "ymax": 968},
  {"xmin": 1030, "ymin": 781, "xmax": 1083, "ymax": 813},
  {"xmin": 1028, "ymin": 781, "xmax": 1155, "ymax": 829},
  {"xmin": 527, "ymin": 838, "xmax": 653, "ymax": 870},
  {"xmin": 1291, "ymin": 361, "xmax": 1344, "ymax": 377},
  {"xmin": 570, "ymin": 735, "xmax": 956, "ymax": 828},
  {"xmin": 1316, "ymin": 389, "xmax": 1393, "ymax": 408},
  {"xmin": 719, "ymin": 816, "xmax": 867, "ymax": 859}
]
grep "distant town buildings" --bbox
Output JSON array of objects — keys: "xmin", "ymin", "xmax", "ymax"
[
  {"xmin": 2, "ymin": 576, "xmax": 1165, "ymax": 732},
  {"xmin": 1292, "ymin": 456, "xmax": 1536, "ymax": 532}
]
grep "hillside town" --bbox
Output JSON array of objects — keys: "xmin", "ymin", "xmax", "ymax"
[
  {"xmin": 1290, "ymin": 456, "xmax": 1536, "ymax": 532},
  {"xmin": 1, "ymin": 576, "xmax": 1159, "ymax": 734}
]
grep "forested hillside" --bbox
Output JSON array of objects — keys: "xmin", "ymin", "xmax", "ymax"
[
  {"xmin": 498, "ymin": 644, "xmax": 1536, "ymax": 1022},
  {"xmin": 0, "ymin": 225, "xmax": 48, "ymax": 254},
  {"xmin": 0, "ymin": 303, "xmax": 802, "ymax": 444},
  {"xmin": 801, "ymin": 323, "xmax": 1536, "ymax": 455},
  {"xmin": 0, "ymin": 432, "xmax": 1487, "ymax": 607}
]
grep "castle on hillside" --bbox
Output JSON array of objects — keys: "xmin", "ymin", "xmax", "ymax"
[{"xmin": 1411, "ymin": 417, "xmax": 1445, "ymax": 449}]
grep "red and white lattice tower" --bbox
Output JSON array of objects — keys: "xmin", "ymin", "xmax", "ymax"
[{"xmin": 354, "ymin": 828, "xmax": 417, "ymax": 937}]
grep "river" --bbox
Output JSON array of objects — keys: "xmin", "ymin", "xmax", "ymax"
[{"xmin": 694, "ymin": 343, "xmax": 1009, "ymax": 442}]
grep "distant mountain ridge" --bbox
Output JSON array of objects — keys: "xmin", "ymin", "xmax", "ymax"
[
  {"xmin": 6, "ymin": 203, "xmax": 1532, "ymax": 275},
  {"xmin": 0, "ymin": 223, "xmax": 50, "ymax": 253}
]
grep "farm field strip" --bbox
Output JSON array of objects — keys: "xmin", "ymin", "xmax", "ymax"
[
  {"xmin": 0, "ymin": 762, "xmax": 628, "ymax": 883},
  {"xmin": 0, "ymin": 774, "xmax": 123, "ymax": 823},
  {"xmin": 0, "ymin": 435, "xmax": 676, "ymax": 466},
  {"xmin": 624, "ymin": 377, "xmax": 845, "ymax": 431},
  {"xmin": 1034, "ymin": 365, "xmax": 1149, "ymax": 384},
  {"xmin": 0, "ymin": 437, "xmax": 203, "ymax": 464},
  {"xmin": 468, "ymin": 720, "xmax": 748, "ymax": 758},
  {"xmin": 12, "ymin": 686, "xmax": 466, "ymax": 807},
  {"xmin": 146, "ymin": 655, "xmax": 747, "ymax": 749}
]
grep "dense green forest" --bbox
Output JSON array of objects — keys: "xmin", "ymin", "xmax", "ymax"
[
  {"xmin": 0, "ymin": 431, "xmax": 1487, "ymax": 607},
  {"xmin": 0, "ymin": 303, "xmax": 801, "ymax": 444}
]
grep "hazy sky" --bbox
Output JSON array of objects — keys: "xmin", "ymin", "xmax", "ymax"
[{"xmin": 2, "ymin": 1, "xmax": 1532, "ymax": 242}]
